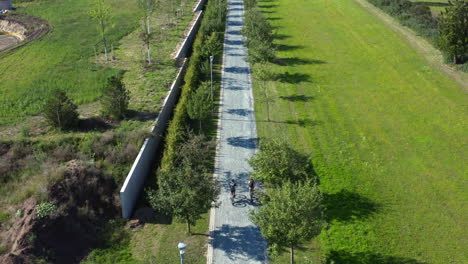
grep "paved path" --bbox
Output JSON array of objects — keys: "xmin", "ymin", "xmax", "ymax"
[{"xmin": 207, "ymin": 0, "xmax": 268, "ymax": 263}]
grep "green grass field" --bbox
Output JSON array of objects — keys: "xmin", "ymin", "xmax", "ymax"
[
  {"xmin": 0, "ymin": 0, "xmax": 140, "ymax": 124},
  {"xmin": 252, "ymin": 0, "xmax": 467, "ymax": 263}
]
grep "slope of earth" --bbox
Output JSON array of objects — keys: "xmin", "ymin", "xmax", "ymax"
[{"xmin": 252, "ymin": 0, "xmax": 467, "ymax": 263}]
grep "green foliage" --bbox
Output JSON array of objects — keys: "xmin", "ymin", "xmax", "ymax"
[
  {"xmin": 187, "ymin": 82, "xmax": 212, "ymax": 131},
  {"xmin": 438, "ymin": 0, "xmax": 468, "ymax": 64},
  {"xmin": 89, "ymin": 0, "xmax": 113, "ymax": 59},
  {"xmin": 42, "ymin": 89, "xmax": 79, "ymax": 130},
  {"xmin": 82, "ymin": 219, "xmax": 137, "ymax": 264},
  {"xmin": 251, "ymin": 180, "xmax": 324, "ymax": 261},
  {"xmin": 249, "ymin": 139, "xmax": 316, "ymax": 186},
  {"xmin": 148, "ymin": 163, "xmax": 219, "ymax": 234},
  {"xmin": 159, "ymin": 0, "xmax": 227, "ymax": 171},
  {"xmin": 367, "ymin": 0, "xmax": 439, "ymax": 42},
  {"xmin": 36, "ymin": 201, "xmax": 57, "ymax": 218},
  {"xmin": 100, "ymin": 74, "xmax": 130, "ymax": 120},
  {"xmin": 242, "ymin": 7, "xmax": 276, "ymax": 63},
  {"xmin": 244, "ymin": 0, "xmax": 257, "ymax": 10},
  {"xmin": 0, "ymin": 211, "xmax": 9, "ymax": 223}
]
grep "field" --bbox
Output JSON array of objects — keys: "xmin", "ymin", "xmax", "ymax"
[
  {"xmin": 0, "ymin": 0, "xmax": 193, "ymax": 127},
  {"xmin": 252, "ymin": 0, "xmax": 467, "ymax": 263}
]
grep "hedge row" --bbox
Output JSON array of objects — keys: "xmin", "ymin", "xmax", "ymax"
[
  {"xmin": 159, "ymin": 0, "xmax": 227, "ymax": 172},
  {"xmin": 367, "ymin": 0, "xmax": 439, "ymax": 43}
]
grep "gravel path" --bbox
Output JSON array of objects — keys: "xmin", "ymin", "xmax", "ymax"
[{"xmin": 207, "ymin": 0, "xmax": 268, "ymax": 263}]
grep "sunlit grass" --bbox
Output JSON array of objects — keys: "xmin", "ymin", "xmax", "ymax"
[{"xmin": 252, "ymin": 0, "xmax": 467, "ymax": 263}]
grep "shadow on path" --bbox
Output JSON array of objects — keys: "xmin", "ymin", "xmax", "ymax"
[
  {"xmin": 227, "ymin": 137, "xmax": 258, "ymax": 149},
  {"xmin": 213, "ymin": 225, "xmax": 267, "ymax": 262}
]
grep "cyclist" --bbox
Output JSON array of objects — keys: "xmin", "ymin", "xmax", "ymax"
[
  {"xmin": 248, "ymin": 178, "xmax": 255, "ymax": 201},
  {"xmin": 229, "ymin": 179, "xmax": 237, "ymax": 200}
]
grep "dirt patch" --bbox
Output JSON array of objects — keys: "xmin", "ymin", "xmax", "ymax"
[
  {"xmin": 0, "ymin": 160, "xmax": 120, "ymax": 264},
  {"xmin": 0, "ymin": 13, "xmax": 49, "ymax": 54},
  {"xmin": 354, "ymin": 0, "xmax": 468, "ymax": 92}
]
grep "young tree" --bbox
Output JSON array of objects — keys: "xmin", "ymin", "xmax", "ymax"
[
  {"xmin": 139, "ymin": 0, "xmax": 158, "ymax": 65},
  {"xmin": 250, "ymin": 180, "xmax": 323, "ymax": 264},
  {"xmin": 89, "ymin": 0, "xmax": 112, "ymax": 61},
  {"xmin": 254, "ymin": 63, "xmax": 276, "ymax": 121},
  {"xmin": 438, "ymin": 0, "xmax": 468, "ymax": 64},
  {"xmin": 186, "ymin": 82, "xmax": 212, "ymax": 132},
  {"xmin": 100, "ymin": 75, "xmax": 129, "ymax": 120},
  {"xmin": 175, "ymin": 131, "xmax": 216, "ymax": 171},
  {"xmin": 43, "ymin": 89, "xmax": 79, "ymax": 130},
  {"xmin": 248, "ymin": 139, "xmax": 316, "ymax": 186},
  {"xmin": 147, "ymin": 163, "xmax": 219, "ymax": 234}
]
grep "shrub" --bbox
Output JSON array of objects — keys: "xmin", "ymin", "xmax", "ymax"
[
  {"xmin": 100, "ymin": 74, "xmax": 129, "ymax": 120},
  {"xmin": 42, "ymin": 89, "xmax": 79, "ymax": 130},
  {"xmin": 187, "ymin": 82, "xmax": 212, "ymax": 131},
  {"xmin": 242, "ymin": 7, "xmax": 276, "ymax": 63},
  {"xmin": 36, "ymin": 201, "xmax": 57, "ymax": 218}
]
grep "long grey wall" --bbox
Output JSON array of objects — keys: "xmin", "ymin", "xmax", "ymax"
[
  {"xmin": 120, "ymin": 59, "xmax": 187, "ymax": 219},
  {"xmin": 193, "ymin": 0, "xmax": 207, "ymax": 12},
  {"xmin": 173, "ymin": 10, "xmax": 203, "ymax": 59}
]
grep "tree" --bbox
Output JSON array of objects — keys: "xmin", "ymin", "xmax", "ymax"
[
  {"xmin": 186, "ymin": 82, "xmax": 212, "ymax": 132},
  {"xmin": 43, "ymin": 89, "xmax": 79, "ymax": 130},
  {"xmin": 147, "ymin": 163, "xmax": 219, "ymax": 234},
  {"xmin": 250, "ymin": 180, "xmax": 323, "ymax": 264},
  {"xmin": 248, "ymin": 139, "xmax": 316, "ymax": 186},
  {"xmin": 438, "ymin": 0, "xmax": 468, "ymax": 64},
  {"xmin": 89, "ymin": 0, "xmax": 112, "ymax": 61},
  {"xmin": 139, "ymin": 0, "xmax": 158, "ymax": 65},
  {"xmin": 175, "ymin": 131, "xmax": 215, "ymax": 171},
  {"xmin": 254, "ymin": 63, "xmax": 276, "ymax": 121},
  {"xmin": 100, "ymin": 75, "xmax": 129, "ymax": 120}
]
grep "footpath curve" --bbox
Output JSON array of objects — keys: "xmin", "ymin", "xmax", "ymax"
[{"xmin": 207, "ymin": 0, "xmax": 268, "ymax": 263}]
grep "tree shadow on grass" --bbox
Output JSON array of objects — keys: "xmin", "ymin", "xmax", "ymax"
[
  {"xmin": 324, "ymin": 190, "xmax": 380, "ymax": 222},
  {"xmin": 78, "ymin": 117, "xmax": 113, "ymax": 132},
  {"xmin": 275, "ymin": 43, "xmax": 304, "ymax": 51},
  {"xmin": 126, "ymin": 109, "xmax": 158, "ymax": 121},
  {"xmin": 275, "ymin": 57, "xmax": 326, "ymax": 66},
  {"xmin": 273, "ymin": 34, "xmax": 290, "ymax": 40},
  {"xmin": 279, "ymin": 94, "xmax": 315, "ymax": 102},
  {"xmin": 277, "ymin": 72, "xmax": 312, "ymax": 84},
  {"xmin": 326, "ymin": 250, "xmax": 428, "ymax": 264},
  {"xmin": 212, "ymin": 224, "xmax": 267, "ymax": 262}
]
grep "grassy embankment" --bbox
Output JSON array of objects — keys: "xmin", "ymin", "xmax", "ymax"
[
  {"xmin": 252, "ymin": 0, "xmax": 467, "ymax": 263},
  {"xmin": 83, "ymin": 0, "xmax": 228, "ymax": 262}
]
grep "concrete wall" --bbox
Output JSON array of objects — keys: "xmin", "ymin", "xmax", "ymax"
[
  {"xmin": 193, "ymin": 0, "xmax": 208, "ymax": 12},
  {"xmin": 173, "ymin": 10, "xmax": 203, "ymax": 59},
  {"xmin": 120, "ymin": 59, "xmax": 188, "ymax": 219}
]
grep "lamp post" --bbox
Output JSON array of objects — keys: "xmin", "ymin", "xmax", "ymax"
[
  {"xmin": 178, "ymin": 242, "xmax": 187, "ymax": 264},
  {"xmin": 209, "ymin": 55, "xmax": 214, "ymax": 110}
]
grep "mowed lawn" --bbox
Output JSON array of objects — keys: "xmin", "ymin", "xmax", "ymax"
[
  {"xmin": 253, "ymin": 0, "xmax": 467, "ymax": 263},
  {"xmin": 0, "ymin": 0, "xmax": 139, "ymax": 124}
]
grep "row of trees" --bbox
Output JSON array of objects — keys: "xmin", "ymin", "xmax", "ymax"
[
  {"xmin": 248, "ymin": 140, "xmax": 323, "ymax": 264},
  {"xmin": 42, "ymin": 75, "xmax": 129, "ymax": 130},
  {"xmin": 145, "ymin": 0, "xmax": 228, "ymax": 234},
  {"xmin": 438, "ymin": 0, "xmax": 468, "ymax": 65}
]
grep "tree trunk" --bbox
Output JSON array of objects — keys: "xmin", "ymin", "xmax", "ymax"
[
  {"xmin": 290, "ymin": 245, "xmax": 294, "ymax": 264},
  {"xmin": 147, "ymin": 44, "xmax": 152, "ymax": 65},
  {"xmin": 186, "ymin": 216, "xmax": 191, "ymax": 235},
  {"xmin": 199, "ymin": 119, "xmax": 202, "ymax": 133}
]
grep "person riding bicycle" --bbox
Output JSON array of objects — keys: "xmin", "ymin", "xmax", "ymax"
[
  {"xmin": 229, "ymin": 179, "xmax": 237, "ymax": 199},
  {"xmin": 248, "ymin": 178, "xmax": 255, "ymax": 192},
  {"xmin": 248, "ymin": 178, "xmax": 255, "ymax": 201}
]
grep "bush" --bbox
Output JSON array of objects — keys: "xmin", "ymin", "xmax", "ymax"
[
  {"xmin": 159, "ymin": 0, "xmax": 227, "ymax": 171},
  {"xmin": 367, "ymin": 0, "xmax": 439, "ymax": 42},
  {"xmin": 100, "ymin": 74, "xmax": 129, "ymax": 120},
  {"xmin": 42, "ymin": 89, "xmax": 79, "ymax": 130},
  {"xmin": 242, "ymin": 7, "xmax": 276, "ymax": 63},
  {"xmin": 36, "ymin": 201, "xmax": 57, "ymax": 218}
]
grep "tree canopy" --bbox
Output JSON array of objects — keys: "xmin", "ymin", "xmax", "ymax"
[
  {"xmin": 250, "ymin": 180, "xmax": 324, "ymax": 263},
  {"xmin": 248, "ymin": 139, "xmax": 316, "ymax": 186},
  {"xmin": 438, "ymin": 0, "xmax": 468, "ymax": 64}
]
